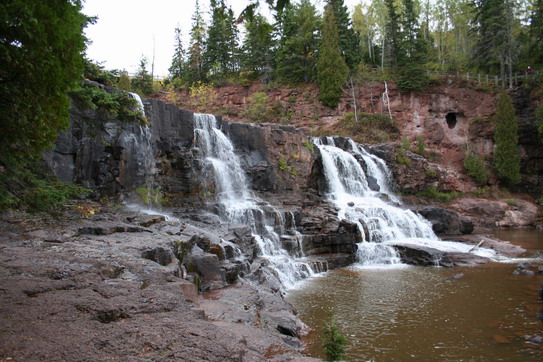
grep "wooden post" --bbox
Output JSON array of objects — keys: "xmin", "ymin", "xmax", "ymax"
[{"xmin": 478, "ymin": 73, "xmax": 481, "ymax": 85}]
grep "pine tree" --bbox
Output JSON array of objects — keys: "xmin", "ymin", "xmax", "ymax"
[
  {"xmin": 187, "ymin": 0, "xmax": 206, "ymax": 84},
  {"xmin": 472, "ymin": 0, "xmax": 518, "ymax": 87},
  {"xmin": 527, "ymin": 0, "xmax": 543, "ymax": 66},
  {"xmin": 169, "ymin": 26, "xmax": 186, "ymax": 81},
  {"xmin": 317, "ymin": 4, "xmax": 349, "ymax": 107},
  {"xmin": 396, "ymin": 0, "xmax": 430, "ymax": 92},
  {"xmin": 204, "ymin": 0, "xmax": 239, "ymax": 82},
  {"xmin": 117, "ymin": 70, "xmax": 132, "ymax": 92},
  {"xmin": 241, "ymin": 14, "xmax": 276, "ymax": 81},
  {"xmin": 494, "ymin": 91, "xmax": 521, "ymax": 184},
  {"xmin": 383, "ymin": 0, "xmax": 401, "ymax": 67},
  {"xmin": 275, "ymin": 0, "xmax": 321, "ymax": 83},
  {"xmin": 327, "ymin": 0, "xmax": 361, "ymax": 69}
]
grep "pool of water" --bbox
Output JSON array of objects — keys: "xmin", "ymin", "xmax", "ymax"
[{"xmin": 287, "ymin": 230, "xmax": 543, "ymax": 361}]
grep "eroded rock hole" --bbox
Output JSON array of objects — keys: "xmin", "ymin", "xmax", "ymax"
[{"xmin": 446, "ymin": 113, "xmax": 457, "ymax": 129}]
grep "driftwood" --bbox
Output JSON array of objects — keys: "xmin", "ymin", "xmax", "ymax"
[{"xmin": 468, "ymin": 240, "xmax": 485, "ymax": 253}]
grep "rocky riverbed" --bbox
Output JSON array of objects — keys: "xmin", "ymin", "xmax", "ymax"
[{"xmin": 0, "ymin": 207, "xmax": 319, "ymax": 361}]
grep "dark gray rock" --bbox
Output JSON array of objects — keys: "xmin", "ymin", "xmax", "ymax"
[
  {"xmin": 393, "ymin": 243, "xmax": 489, "ymax": 267},
  {"xmin": 418, "ymin": 206, "xmax": 474, "ymax": 235}
]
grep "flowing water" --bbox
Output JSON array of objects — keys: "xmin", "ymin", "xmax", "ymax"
[
  {"xmin": 314, "ymin": 137, "xmax": 496, "ymax": 264},
  {"xmin": 193, "ymin": 114, "xmax": 313, "ymax": 290}
]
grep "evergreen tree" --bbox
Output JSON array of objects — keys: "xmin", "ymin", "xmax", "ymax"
[
  {"xmin": 494, "ymin": 91, "xmax": 521, "ymax": 184},
  {"xmin": 241, "ymin": 14, "xmax": 276, "ymax": 81},
  {"xmin": 472, "ymin": 0, "xmax": 518, "ymax": 87},
  {"xmin": 132, "ymin": 56, "xmax": 154, "ymax": 96},
  {"xmin": 169, "ymin": 26, "xmax": 186, "ymax": 81},
  {"xmin": 327, "ymin": 0, "xmax": 361, "ymax": 69},
  {"xmin": 187, "ymin": 0, "xmax": 206, "ymax": 84},
  {"xmin": 527, "ymin": 0, "xmax": 543, "ymax": 66},
  {"xmin": 317, "ymin": 4, "xmax": 349, "ymax": 107},
  {"xmin": 383, "ymin": 0, "xmax": 401, "ymax": 67},
  {"xmin": 204, "ymin": 0, "xmax": 239, "ymax": 82},
  {"xmin": 0, "ymin": 0, "xmax": 89, "ymax": 162},
  {"xmin": 396, "ymin": 0, "xmax": 430, "ymax": 92},
  {"xmin": 275, "ymin": 0, "xmax": 321, "ymax": 83}
]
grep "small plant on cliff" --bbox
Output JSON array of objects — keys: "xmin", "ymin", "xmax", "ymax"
[
  {"xmin": 303, "ymin": 141, "xmax": 315, "ymax": 152},
  {"xmin": 416, "ymin": 186, "xmax": 460, "ymax": 203},
  {"xmin": 416, "ymin": 136, "xmax": 426, "ymax": 156},
  {"xmin": 322, "ymin": 313, "xmax": 347, "ymax": 361},
  {"xmin": 463, "ymin": 151, "xmax": 489, "ymax": 184},
  {"xmin": 243, "ymin": 92, "xmax": 272, "ymax": 122},
  {"xmin": 537, "ymin": 103, "xmax": 543, "ymax": 144},
  {"xmin": 396, "ymin": 148, "xmax": 412, "ymax": 167}
]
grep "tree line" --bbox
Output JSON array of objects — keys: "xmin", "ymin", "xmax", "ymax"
[{"xmin": 164, "ymin": 0, "xmax": 542, "ymax": 102}]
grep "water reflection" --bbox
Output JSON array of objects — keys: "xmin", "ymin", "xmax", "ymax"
[{"xmin": 288, "ymin": 232, "xmax": 543, "ymax": 361}]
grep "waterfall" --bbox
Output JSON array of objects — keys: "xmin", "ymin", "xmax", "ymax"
[
  {"xmin": 314, "ymin": 137, "xmax": 494, "ymax": 267},
  {"xmin": 124, "ymin": 93, "xmax": 177, "ymax": 221},
  {"xmin": 194, "ymin": 114, "xmax": 313, "ymax": 290}
]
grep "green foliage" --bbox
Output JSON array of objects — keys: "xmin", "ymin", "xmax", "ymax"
[
  {"xmin": 416, "ymin": 186, "xmax": 460, "ymax": 203},
  {"xmin": 396, "ymin": 148, "xmax": 412, "ymax": 166},
  {"xmin": 278, "ymin": 155, "xmax": 289, "ymax": 172},
  {"xmin": 131, "ymin": 56, "xmax": 154, "ymax": 96},
  {"xmin": 416, "ymin": 136, "xmax": 426, "ymax": 156},
  {"xmin": 316, "ymin": 112, "xmax": 399, "ymax": 144},
  {"xmin": 493, "ymin": 92, "xmax": 521, "ymax": 185},
  {"xmin": 275, "ymin": 0, "xmax": 321, "ymax": 84},
  {"xmin": 473, "ymin": 185, "xmax": 490, "ymax": 197},
  {"xmin": 328, "ymin": 0, "xmax": 361, "ymax": 70},
  {"xmin": 397, "ymin": 65, "xmax": 429, "ymax": 92},
  {"xmin": 84, "ymin": 59, "xmax": 120, "ymax": 86},
  {"xmin": 135, "ymin": 186, "xmax": 168, "ymax": 205},
  {"xmin": 186, "ymin": 0, "xmax": 206, "ymax": 84},
  {"xmin": 0, "ymin": 162, "xmax": 90, "ymax": 213},
  {"xmin": 463, "ymin": 151, "xmax": 489, "ymax": 184},
  {"xmin": 71, "ymin": 83, "xmax": 147, "ymax": 125},
  {"xmin": 0, "ymin": 0, "xmax": 89, "ymax": 164},
  {"xmin": 169, "ymin": 26, "xmax": 187, "ymax": 80},
  {"xmin": 322, "ymin": 313, "xmax": 347, "ymax": 361},
  {"xmin": 241, "ymin": 14, "xmax": 275, "ymax": 82},
  {"xmin": 317, "ymin": 4, "xmax": 349, "ymax": 107},
  {"xmin": 189, "ymin": 81, "xmax": 218, "ymax": 111},
  {"xmin": 506, "ymin": 198, "xmax": 518, "ymax": 207},
  {"xmin": 243, "ymin": 92, "xmax": 272, "ymax": 122},
  {"xmin": 401, "ymin": 137, "xmax": 411, "ymax": 151},
  {"xmin": 117, "ymin": 71, "xmax": 132, "ymax": 92},
  {"xmin": 303, "ymin": 141, "xmax": 315, "ymax": 152},
  {"xmin": 537, "ymin": 103, "xmax": 543, "ymax": 144},
  {"xmin": 203, "ymin": 0, "xmax": 239, "ymax": 83}
]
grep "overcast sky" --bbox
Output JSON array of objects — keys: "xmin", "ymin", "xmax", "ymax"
[{"xmin": 83, "ymin": 0, "xmax": 361, "ymax": 77}]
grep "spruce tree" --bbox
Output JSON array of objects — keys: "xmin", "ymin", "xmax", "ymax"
[
  {"xmin": 327, "ymin": 0, "xmax": 361, "ymax": 69},
  {"xmin": 275, "ymin": 0, "xmax": 321, "ymax": 83},
  {"xmin": 204, "ymin": 0, "xmax": 239, "ymax": 82},
  {"xmin": 317, "ymin": 4, "xmax": 349, "ymax": 107},
  {"xmin": 169, "ymin": 26, "xmax": 186, "ymax": 81},
  {"xmin": 132, "ymin": 57, "xmax": 154, "ymax": 96},
  {"xmin": 241, "ymin": 14, "xmax": 276, "ymax": 81},
  {"xmin": 494, "ymin": 91, "xmax": 521, "ymax": 185},
  {"xmin": 383, "ymin": 0, "xmax": 401, "ymax": 67},
  {"xmin": 187, "ymin": 0, "xmax": 206, "ymax": 84}
]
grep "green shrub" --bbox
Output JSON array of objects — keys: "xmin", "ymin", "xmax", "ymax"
[
  {"xmin": 537, "ymin": 104, "xmax": 543, "ymax": 144},
  {"xmin": 303, "ymin": 141, "xmax": 315, "ymax": 152},
  {"xmin": 416, "ymin": 186, "xmax": 460, "ymax": 203},
  {"xmin": 243, "ymin": 92, "xmax": 272, "ymax": 122},
  {"xmin": 72, "ymin": 83, "xmax": 147, "ymax": 125},
  {"xmin": 494, "ymin": 92, "xmax": 521, "ymax": 185},
  {"xmin": 463, "ymin": 151, "xmax": 490, "ymax": 184},
  {"xmin": 0, "ymin": 162, "xmax": 90, "ymax": 214},
  {"xmin": 401, "ymin": 137, "xmax": 411, "ymax": 151},
  {"xmin": 396, "ymin": 148, "xmax": 412, "ymax": 166},
  {"xmin": 416, "ymin": 136, "xmax": 425, "ymax": 156},
  {"xmin": 322, "ymin": 314, "xmax": 347, "ymax": 361}
]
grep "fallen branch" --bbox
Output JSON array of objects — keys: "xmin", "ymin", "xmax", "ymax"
[{"xmin": 468, "ymin": 240, "xmax": 485, "ymax": 253}]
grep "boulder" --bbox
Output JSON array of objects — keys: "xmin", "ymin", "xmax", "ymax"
[
  {"xmin": 392, "ymin": 243, "xmax": 490, "ymax": 267},
  {"xmin": 418, "ymin": 206, "xmax": 474, "ymax": 235}
]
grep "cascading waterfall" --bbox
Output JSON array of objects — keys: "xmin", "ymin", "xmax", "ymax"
[
  {"xmin": 314, "ymin": 137, "xmax": 495, "ymax": 266},
  {"xmin": 124, "ymin": 93, "xmax": 177, "ymax": 221},
  {"xmin": 194, "ymin": 114, "xmax": 313, "ymax": 289}
]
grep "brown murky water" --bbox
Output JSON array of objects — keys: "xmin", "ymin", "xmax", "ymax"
[{"xmin": 287, "ymin": 230, "xmax": 543, "ymax": 361}]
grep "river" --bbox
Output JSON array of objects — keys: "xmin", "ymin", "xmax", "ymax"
[{"xmin": 287, "ymin": 229, "xmax": 543, "ymax": 361}]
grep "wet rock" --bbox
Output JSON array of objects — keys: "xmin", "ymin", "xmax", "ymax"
[
  {"xmin": 418, "ymin": 206, "xmax": 474, "ymax": 235},
  {"xmin": 141, "ymin": 247, "xmax": 175, "ymax": 266},
  {"xmin": 186, "ymin": 247, "xmax": 227, "ymax": 291},
  {"xmin": 451, "ymin": 273, "xmax": 464, "ymax": 279},
  {"xmin": 393, "ymin": 244, "xmax": 489, "ymax": 267}
]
